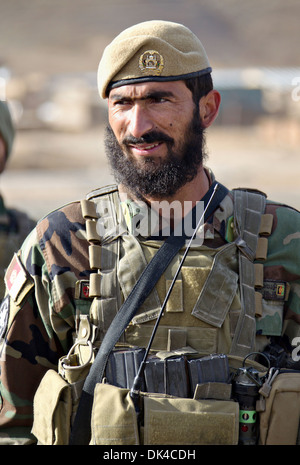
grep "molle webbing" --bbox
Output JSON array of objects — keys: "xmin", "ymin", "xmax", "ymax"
[
  {"xmin": 81, "ymin": 186, "xmax": 122, "ymax": 341},
  {"xmin": 82, "ymin": 186, "xmax": 163, "ymax": 343},
  {"xmin": 229, "ymin": 189, "xmax": 267, "ymax": 357},
  {"xmin": 254, "ymin": 213, "xmax": 274, "ymax": 318}
]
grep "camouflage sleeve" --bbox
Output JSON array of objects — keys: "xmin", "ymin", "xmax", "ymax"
[
  {"xmin": 0, "ymin": 203, "xmax": 87, "ymax": 444},
  {"xmin": 262, "ymin": 203, "xmax": 300, "ymax": 343},
  {"xmin": 0, "ymin": 230, "xmax": 61, "ymax": 443}
]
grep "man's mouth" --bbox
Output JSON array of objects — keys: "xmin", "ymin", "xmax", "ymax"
[
  {"xmin": 123, "ymin": 132, "xmax": 173, "ymax": 157},
  {"xmin": 128, "ymin": 141, "xmax": 162, "ymax": 155},
  {"xmin": 142, "ymin": 143, "xmax": 160, "ymax": 150}
]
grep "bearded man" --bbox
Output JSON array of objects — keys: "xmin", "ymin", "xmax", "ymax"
[{"xmin": 0, "ymin": 20, "xmax": 300, "ymax": 446}]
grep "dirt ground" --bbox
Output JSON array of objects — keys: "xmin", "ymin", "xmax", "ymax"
[{"xmin": 1, "ymin": 123, "xmax": 299, "ymax": 221}]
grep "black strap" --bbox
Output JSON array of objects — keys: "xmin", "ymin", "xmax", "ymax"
[{"xmin": 69, "ymin": 181, "xmax": 228, "ymax": 445}]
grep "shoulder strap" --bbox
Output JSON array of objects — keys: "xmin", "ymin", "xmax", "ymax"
[
  {"xmin": 69, "ymin": 181, "xmax": 229, "ymax": 445},
  {"xmin": 86, "ymin": 184, "xmax": 119, "ymax": 200}
]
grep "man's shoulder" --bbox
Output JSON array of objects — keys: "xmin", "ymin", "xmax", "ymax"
[
  {"xmin": 85, "ymin": 183, "xmax": 119, "ymax": 201},
  {"xmin": 266, "ymin": 199, "xmax": 300, "ymax": 215},
  {"xmin": 37, "ymin": 199, "xmax": 83, "ymax": 225},
  {"xmin": 228, "ymin": 186, "xmax": 300, "ymax": 221},
  {"xmin": 265, "ymin": 199, "xmax": 300, "ymax": 225},
  {"xmin": 265, "ymin": 200, "xmax": 300, "ymax": 246},
  {"xmin": 36, "ymin": 184, "xmax": 119, "ymax": 234}
]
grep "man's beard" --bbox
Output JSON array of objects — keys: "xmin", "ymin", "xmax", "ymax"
[{"xmin": 104, "ymin": 110, "xmax": 207, "ymax": 200}]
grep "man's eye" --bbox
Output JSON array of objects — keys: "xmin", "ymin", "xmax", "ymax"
[
  {"xmin": 111, "ymin": 97, "xmax": 131, "ymax": 107},
  {"xmin": 151, "ymin": 97, "xmax": 166, "ymax": 104},
  {"xmin": 115, "ymin": 100, "xmax": 130, "ymax": 106}
]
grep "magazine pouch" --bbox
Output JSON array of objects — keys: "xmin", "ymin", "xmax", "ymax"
[
  {"xmin": 90, "ymin": 382, "xmax": 239, "ymax": 445},
  {"xmin": 90, "ymin": 382, "xmax": 140, "ymax": 445}
]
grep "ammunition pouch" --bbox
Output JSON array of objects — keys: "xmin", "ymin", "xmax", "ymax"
[
  {"xmin": 31, "ymin": 350, "xmax": 257, "ymax": 445},
  {"xmin": 31, "ymin": 369, "xmax": 239, "ymax": 445},
  {"xmin": 90, "ymin": 383, "xmax": 239, "ymax": 445},
  {"xmin": 31, "ymin": 348, "xmax": 300, "ymax": 445}
]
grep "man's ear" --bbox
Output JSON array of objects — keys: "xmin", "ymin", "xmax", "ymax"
[{"xmin": 199, "ymin": 90, "xmax": 221, "ymax": 128}]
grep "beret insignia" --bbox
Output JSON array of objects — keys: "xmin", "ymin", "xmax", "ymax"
[{"xmin": 139, "ymin": 50, "xmax": 164, "ymax": 76}]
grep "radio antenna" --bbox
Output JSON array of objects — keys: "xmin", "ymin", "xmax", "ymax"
[{"xmin": 130, "ymin": 183, "xmax": 220, "ymax": 401}]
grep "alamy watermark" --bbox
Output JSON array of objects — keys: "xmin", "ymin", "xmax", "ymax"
[
  {"xmin": 291, "ymin": 77, "xmax": 300, "ymax": 102},
  {"xmin": 95, "ymin": 196, "xmax": 205, "ymax": 245},
  {"xmin": 291, "ymin": 337, "xmax": 300, "ymax": 361}
]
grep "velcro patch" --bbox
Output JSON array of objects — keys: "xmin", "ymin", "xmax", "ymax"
[
  {"xmin": 0, "ymin": 295, "xmax": 10, "ymax": 340},
  {"xmin": 131, "ymin": 308, "xmax": 161, "ymax": 325},
  {"xmin": 75, "ymin": 280, "xmax": 91, "ymax": 300},
  {"xmin": 5, "ymin": 253, "xmax": 29, "ymax": 302},
  {"xmin": 262, "ymin": 280, "xmax": 288, "ymax": 301}
]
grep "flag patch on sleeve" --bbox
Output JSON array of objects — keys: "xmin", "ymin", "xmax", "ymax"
[{"xmin": 5, "ymin": 253, "xmax": 30, "ymax": 302}]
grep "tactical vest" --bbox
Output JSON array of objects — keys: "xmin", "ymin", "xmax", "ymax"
[
  {"xmin": 35, "ymin": 183, "xmax": 300, "ymax": 446},
  {"xmin": 74, "ymin": 184, "xmax": 272, "ymax": 362}
]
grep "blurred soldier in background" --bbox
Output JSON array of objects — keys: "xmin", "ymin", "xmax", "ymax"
[{"xmin": 0, "ymin": 101, "xmax": 35, "ymax": 298}]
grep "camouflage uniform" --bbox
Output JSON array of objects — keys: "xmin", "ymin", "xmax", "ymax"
[
  {"xmin": 0, "ymin": 175, "xmax": 300, "ymax": 444},
  {"xmin": 0, "ymin": 195, "xmax": 35, "ymax": 299}
]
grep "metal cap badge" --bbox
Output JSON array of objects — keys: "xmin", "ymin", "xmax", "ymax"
[{"xmin": 139, "ymin": 50, "xmax": 164, "ymax": 76}]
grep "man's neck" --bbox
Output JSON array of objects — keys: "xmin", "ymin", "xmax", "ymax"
[{"xmin": 119, "ymin": 166, "xmax": 211, "ymax": 230}]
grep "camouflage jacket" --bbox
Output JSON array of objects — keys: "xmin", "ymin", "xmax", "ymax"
[
  {"xmin": 0, "ymin": 181, "xmax": 300, "ymax": 444},
  {"xmin": 0, "ymin": 195, "xmax": 36, "ymax": 300}
]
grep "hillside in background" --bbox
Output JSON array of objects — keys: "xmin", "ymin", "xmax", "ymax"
[{"xmin": 1, "ymin": 0, "xmax": 300, "ymax": 75}]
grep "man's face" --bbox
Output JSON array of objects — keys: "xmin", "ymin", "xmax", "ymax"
[{"xmin": 106, "ymin": 80, "xmax": 207, "ymax": 199}]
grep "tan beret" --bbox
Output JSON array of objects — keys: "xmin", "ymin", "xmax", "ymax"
[{"xmin": 97, "ymin": 20, "xmax": 212, "ymax": 98}]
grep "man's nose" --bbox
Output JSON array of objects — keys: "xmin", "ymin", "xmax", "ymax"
[{"xmin": 127, "ymin": 104, "xmax": 154, "ymax": 139}]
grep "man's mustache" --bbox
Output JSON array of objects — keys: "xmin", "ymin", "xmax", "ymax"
[{"xmin": 122, "ymin": 131, "xmax": 174, "ymax": 147}]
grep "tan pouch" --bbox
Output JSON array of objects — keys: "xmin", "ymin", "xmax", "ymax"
[
  {"xmin": 31, "ymin": 346, "xmax": 92, "ymax": 445},
  {"xmin": 90, "ymin": 382, "xmax": 239, "ymax": 445},
  {"xmin": 143, "ymin": 395, "xmax": 239, "ymax": 445},
  {"xmin": 32, "ymin": 369, "xmax": 72, "ymax": 445},
  {"xmin": 259, "ymin": 371, "xmax": 300, "ymax": 445},
  {"xmin": 91, "ymin": 382, "xmax": 140, "ymax": 445}
]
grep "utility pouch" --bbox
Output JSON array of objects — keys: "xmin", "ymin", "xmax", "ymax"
[
  {"xmin": 259, "ymin": 370, "xmax": 300, "ymax": 445},
  {"xmin": 91, "ymin": 382, "xmax": 140, "ymax": 445},
  {"xmin": 32, "ymin": 369, "xmax": 72, "ymax": 445},
  {"xmin": 90, "ymin": 382, "xmax": 239, "ymax": 445},
  {"xmin": 32, "ymin": 350, "xmax": 92, "ymax": 445},
  {"xmin": 142, "ymin": 394, "xmax": 239, "ymax": 445}
]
